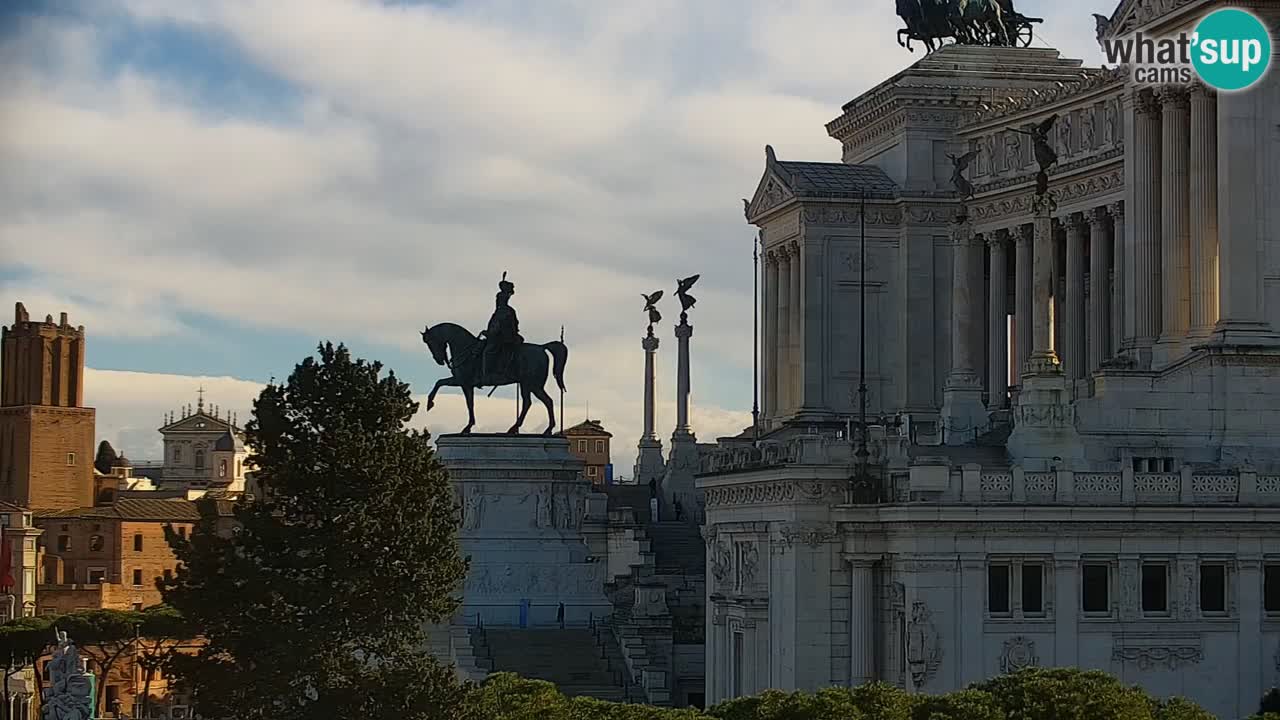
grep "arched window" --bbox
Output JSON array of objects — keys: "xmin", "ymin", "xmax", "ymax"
[
  {"xmin": 219, "ymin": 459, "xmax": 227, "ymax": 478},
  {"xmin": 194, "ymin": 450, "xmax": 205, "ymax": 470}
]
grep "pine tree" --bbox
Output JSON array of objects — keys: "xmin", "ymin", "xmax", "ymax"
[
  {"xmin": 93, "ymin": 440, "xmax": 118, "ymax": 475},
  {"xmin": 160, "ymin": 343, "xmax": 469, "ymax": 719}
]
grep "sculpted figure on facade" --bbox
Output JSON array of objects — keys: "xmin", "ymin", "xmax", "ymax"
[
  {"xmin": 42, "ymin": 630, "xmax": 94, "ymax": 720},
  {"xmin": 462, "ymin": 484, "xmax": 485, "ymax": 530},
  {"xmin": 553, "ymin": 492, "xmax": 572, "ymax": 530},
  {"xmin": 1082, "ymin": 107, "xmax": 1096, "ymax": 151},
  {"xmin": 1003, "ymin": 131, "xmax": 1021, "ymax": 172},
  {"xmin": 906, "ymin": 601, "xmax": 942, "ymax": 688},
  {"xmin": 534, "ymin": 485, "xmax": 553, "ymax": 529}
]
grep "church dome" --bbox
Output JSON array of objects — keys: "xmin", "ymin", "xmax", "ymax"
[{"xmin": 112, "ymin": 454, "xmax": 132, "ymax": 468}]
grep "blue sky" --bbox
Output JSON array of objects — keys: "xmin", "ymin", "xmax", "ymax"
[{"xmin": 0, "ymin": 0, "xmax": 1117, "ymax": 462}]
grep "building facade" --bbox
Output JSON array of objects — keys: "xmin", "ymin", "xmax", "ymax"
[
  {"xmin": 133, "ymin": 394, "xmax": 249, "ymax": 498},
  {"xmin": 0, "ymin": 303, "xmax": 95, "ymax": 511},
  {"xmin": 565, "ymin": 419, "xmax": 613, "ymax": 486},
  {"xmin": 700, "ymin": 2, "xmax": 1280, "ymax": 718}
]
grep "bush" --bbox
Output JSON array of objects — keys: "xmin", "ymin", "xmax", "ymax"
[{"xmin": 465, "ymin": 667, "xmax": 1212, "ymax": 720}]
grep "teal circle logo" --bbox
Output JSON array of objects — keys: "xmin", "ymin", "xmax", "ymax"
[{"xmin": 1192, "ymin": 8, "xmax": 1272, "ymax": 91}]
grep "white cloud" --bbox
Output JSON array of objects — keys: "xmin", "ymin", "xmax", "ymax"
[{"xmin": 3, "ymin": 0, "xmax": 1116, "ymax": 455}]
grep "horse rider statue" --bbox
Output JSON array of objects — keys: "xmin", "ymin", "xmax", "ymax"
[{"xmin": 481, "ymin": 272, "xmax": 525, "ymax": 384}]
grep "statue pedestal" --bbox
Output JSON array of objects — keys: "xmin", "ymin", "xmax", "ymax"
[
  {"xmin": 436, "ymin": 434, "xmax": 611, "ymax": 627},
  {"xmin": 1005, "ymin": 368, "xmax": 1084, "ymax": 470},
  {"xmin": 633, "ymin": 438, "xmax": 666, "ymax": 487},
  {"xmin": 661, "ymin": 430, "xmax": 701, "ymax": 522}
]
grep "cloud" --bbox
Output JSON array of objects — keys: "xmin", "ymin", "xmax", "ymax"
[{"xmin": 2, "ymin": 0, "xmax": 1116, "ymax": 453}]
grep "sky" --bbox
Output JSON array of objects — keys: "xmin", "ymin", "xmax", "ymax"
[{"xmin": 0, "ymin": 0, "xmax": 1117, "ymax": 467}]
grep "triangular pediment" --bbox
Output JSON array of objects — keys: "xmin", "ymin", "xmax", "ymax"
[
  {"xmin": 161, "ymin": 411, "xmax": 233, "ymax": 433},
  {"xmin": 1108, "ymin": 0, "xmax": 1213, "ymax": 38},
  {"xmin": 745, "ymin": 146, "xmax": 796, "ymax": 222}
]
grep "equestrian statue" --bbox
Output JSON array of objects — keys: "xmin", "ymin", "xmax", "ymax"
[{"xmin": 421, "ymin": 272, "xmax": 568, "ymax": 435}]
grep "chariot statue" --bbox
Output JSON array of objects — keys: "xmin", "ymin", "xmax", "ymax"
[
  {"xmin": 895, "ymin": 0, "xmax": 1043, "ymax": 53},
  {"xmin": 421, "ymin": 272, "xmax": 568, "ymax": 435}
]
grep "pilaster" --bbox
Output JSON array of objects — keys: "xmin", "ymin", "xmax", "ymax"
[
  {"xmin": 1087, "ymin": 207, "xmax": 1111, "ymax": 373},
  {"xmin": 1188, "ymin": 83, "xmax": 1218, "ymax": 338},
  {"xmin": 1157, "ymin": 86, "xmax": 1191, "ymax": 357},
  {"xmin": 987, "ymin": 230, "xmax": 1010, "ymax": 411}
]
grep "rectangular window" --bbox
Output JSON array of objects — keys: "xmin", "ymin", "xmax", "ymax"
[
  {"xmin": 178, "ymin": 527, "xmax": 188, "ymax": 540},
  {"xmin": 134, "ymin": 534, "xmax": 143, "ymax": 552},
  {"xmin": 87, "ymin": 568, "xmax": 106, "ymax": 584},
  {"xmin": 89, "ymin": 535, "xmax": 104, "ymax": 552},
  {"xmin": 1264, "ymin": 565, "xmax": 1280, "ymax": 613},
  {"xmin": 595, "ymin": 440, "xmax": 604, "ymax": 453},
  {"xmin": 1021, "ymin": 563, "xmax": 1044, "ymax": 614},
  {"xmin": 133, "ymin": 569, "xmax": 143, "ymax": 586},
  {"xmin": 132, "ymin": 602, "xmax": 143, "ymax": 612},
  {"xmin": 1200, "ymin": 564, "xmax": 1226, "ymax": 613},
  {"xmin": 1141, "ymin": 563, "xmax": 1168, "ymax": 613},
  {"xmin": 988, "ymin": 564, "xmax": 1010, "ymax": 614},
  {"xmin": 163, "ymin": 568, "xmax": 173, "ymax": 581},
  {"xmin": 66, "ymin": 453, "xmax": 75, "ymax": 465},
  {"xmin": 587, "ymin": 466, "xmax": 597, "ymax": 478},
  {"xmin": 1082, "ymin": 563, "xmax": 1110, "ymax": 613},
  {"xmin": 577, "ymin": 440, "xmax": 587, "ymax": 453},
  {"xmin": 56, "ymin": 535, "xmax": 71, "ymax": 552}
]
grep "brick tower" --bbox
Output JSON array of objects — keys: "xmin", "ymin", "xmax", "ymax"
[{"xmin": 0, "ymin": 302, "xmax": 96, "ymax": 509}]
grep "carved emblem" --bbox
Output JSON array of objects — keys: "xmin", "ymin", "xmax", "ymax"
[
  {"xmin": 777, "ymin": 523, "xmax": 839, "ymax": 548},
  {"xmin": 907, "ymin": 601, "xmax": 942, "ymax": 688},
  {"xmin": 1111, "ymin": 643, "xmax": 1203, "ymax": 670},
  {"xmin": 711, "ymin": 539, "xmax": 732, "ymax": 587},
  {"xmin": 1000, "ymin": 636, "xmax": 1038, "ymax": 673}
]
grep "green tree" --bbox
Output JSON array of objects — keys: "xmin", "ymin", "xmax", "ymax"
[
  {"xmin": 131, "ymin": 605, "xmax": 198, "ymax": 718},
  {"xmin": 971, "ymin": 667, "xmax": 1158, "ymax": 720},
  {"xmin": 0, "ymin": 615, "xmax": 52, "ymax": 720},
  {"xmin": 159, "ymin": 342, "xmax": 468, "ymax": 720},
  {"xmin": 94, "ymin": 440, "xmax": 119, "ymax": 475},
  {"xmin": 1262, "ymin": 689, "xmax": 1280, "ymax": 715},
  {"xmin": 54, "ymin": 608, "xmax": 144, "ymax": 714}
]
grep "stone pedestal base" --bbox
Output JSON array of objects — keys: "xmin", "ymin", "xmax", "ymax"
[
  {"xmin": 1006, "ymin": 370, "xmax": 1084, "ymax": 470},
  {"xmin": 661, "ymin": 431, "xmax": 701, "ymax": 521},
  {"xmin": 435, "ymin": 434, "xmax": 611, "ymax": 627},
  {"xmin": 1203, "ymin": 320, "xmax": 1280, "ymax": 348},
  {"xmin": 633, "ymin": 438, "xmax": 666, "ymax": 487},
  {"xmin": 941, "ymin": 372, "xmax": 987, "ymax": 445}
]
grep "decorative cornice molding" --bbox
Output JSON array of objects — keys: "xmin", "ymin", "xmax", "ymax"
[
  {"xmin": 704, "ymin": 478, "xmax": 846, "ymax": 508},
  {"xmin": 964, "ymin": 66, "xmax": 1124, "ymax": 128}
]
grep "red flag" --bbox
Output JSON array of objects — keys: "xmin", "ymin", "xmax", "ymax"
[{"xmin": 0, "ymin": 533, "xmax": 14, "ymax": 593}]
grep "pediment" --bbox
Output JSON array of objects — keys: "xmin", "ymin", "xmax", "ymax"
[
  {"xmin": 1108, "ymin": 0, "xmax": 1211, "ymax": 38},
  {"xmin": 161, "ymin": 412, "xmax": 232, "ymax": 433},
  {"xmin": 745, "ymin": 146, "xmax": 796, "ymax": 223}
]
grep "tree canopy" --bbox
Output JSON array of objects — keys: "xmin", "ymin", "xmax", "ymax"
[
  {"xmin": 159, "ymin": 342, "xmax": 468, "ymax": 720},
  {"xmin": 94, "ymin": 439, "xmax": 119, "ymax": 475}
]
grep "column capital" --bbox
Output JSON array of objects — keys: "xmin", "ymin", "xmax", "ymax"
[
  {"xmin": 1189, "ymin": 80, "xmax": 1217, "ymax": 100},
  {"xmin": 765, "ymin": 249, "xmax": 778, "ymax": 265},
  {"xmin": 1088, "ymin": 206, "xmax": 1111, "ymax": 230},
  {"xmin": 1016, "ymin": 223, "xmax": 1034, "ymax": 247},
  {"xmin": 1156, "ymin": 85, "xmax": 1190, "ymax": 110},
  {"xmin": 843, "ymin": 554, "xmax": 880, "ymax": 569},
  {"xmin": 1063, "ymin": 212, "xmax": 1088, "ymax": 234},
  {"xmin": 1107, "ymin": 200, "xmax": 1125, "ymax": 222},
  {"xmin": 987, "ymin": 228, "xmax": 1011, "ymax": 249},
  {"xmin": 1132, "ymin": 87, "xmax": 1162, "ymax": 116},
  {"xmin": 949, "ymin": 218, "xmax": 975, "ymax": 243}
]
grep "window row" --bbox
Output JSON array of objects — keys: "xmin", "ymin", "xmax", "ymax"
[
  {"xmin": 988, "ymin": 559, "xmax": 1280, "ymax": 617},
  {"xmin": 53, "ymin": 529, "xmax": 187, "ymax": 554}
]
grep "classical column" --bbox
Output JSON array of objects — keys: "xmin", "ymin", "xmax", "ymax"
[
  {"xmin": 1025, "ymin": 198, "xmax": 1061, "ymax": 374},
  {"xmin": 1108, "ymin": 202, "xmax": 1125, "ymax": 356},
  {"xmin": 763, "ymin": 251, "xmax": 779, "ymax": 418},
  {"xmin": 776, "ymin": 248, "xmax": 791, "ymax": 412},
  {"xmin": 633, "ymin": 331, "xmax": 666, "ymax": 485},
  {"xmin": 1064, "ymin": 214, "xmax": 1087, "ymax": 381},
  {"xmin": 1189, "ymin": 83, "xmax": 1219, "ymax": 338},
  {"xmin": 987, "ymin": 230, "xmax": 1009, "ymax": 410},
  {"xmin": 1015, "ymin": 224, "xmax": 1033, "ymax": 379},
  {"xmin": 943, "ymin": 219, "xmax": 987, "ymax": 441},
  {"xmin": 1212, "ymin": 71, "xmax": 1279, "ymax": 343},
  {"xmin": 1052, "ymin": 221, "xmax": 1064, "ymax": 357},
  {"xmin": 788, "ymin": 241, "xmax": 802, "ymax": 410},
  {"xmin": 848, "ymin": 557, "xmax": 876, "ymax": 687},
  {"xmin": 1088, "ymin": 207, "xmax": 1112, "ymax": 372},
  {"xmin": 1158, "ymin": 86, "xmax": 1191, "ymax": 350},
  {"xmin": 674, "ymin": 319, "xmax": 693, "ymax": 433},
  {"xmin": 1131, "ymin": 88, "xmax": 1163, "ymax": 356}
]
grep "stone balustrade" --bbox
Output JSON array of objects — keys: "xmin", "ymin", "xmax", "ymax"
[{"xmin": 961, "ymin": 468, "xmax": 1277, "ymax": 506}]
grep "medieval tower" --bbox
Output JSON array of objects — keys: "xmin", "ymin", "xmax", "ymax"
[{"xmin": 0, "ymin": 302, "xmax": 95, "ymax": 509}]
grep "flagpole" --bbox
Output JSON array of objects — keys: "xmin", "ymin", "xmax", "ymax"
[{"xmin": 559, "ymin": 325, "xmax": 565, "ymax": 434}]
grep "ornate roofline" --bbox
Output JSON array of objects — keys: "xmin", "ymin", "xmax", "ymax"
[{"xmin": 963, "ymin": 66, "xmax": 1124, "ymax": 128}]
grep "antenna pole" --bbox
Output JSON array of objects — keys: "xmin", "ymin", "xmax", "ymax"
[
  {"xmin": 752, "ymin": 233, "xmax": 760, "ymax": 446},
  {"xmin": 559, "ymin": 325, "xmax": 565, "ymax": 433}
]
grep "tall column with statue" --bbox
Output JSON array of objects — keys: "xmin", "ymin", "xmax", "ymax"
[
  {"xmin": 661, "ymin": 275, "xmax": 703, "ymax": 522},
  {"xmin": 634, "ymin": 292, "xmax": 666, "ymax": 486}
]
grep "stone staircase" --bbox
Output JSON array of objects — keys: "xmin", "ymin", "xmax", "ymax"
[
  {"xmin": 473, "ymin": 628, "xmax": 638, "ymax": 703},
  {"xmin": 644, "ymin": 522, "xmax": 705, "ymax": 574}
]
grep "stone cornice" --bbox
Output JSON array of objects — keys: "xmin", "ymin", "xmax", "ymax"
[
  {"xmin": 964, "ymin": 67, "xmax": 1125, "ymax": 129},
  {"xmin": 968, "ymin": 162, "xmax": 1124, "ymax": 228}
]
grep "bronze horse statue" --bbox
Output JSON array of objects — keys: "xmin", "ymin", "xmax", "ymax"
[{"xmin": 421, "ymin": 323, "xmax": 568, "ymax": 435}]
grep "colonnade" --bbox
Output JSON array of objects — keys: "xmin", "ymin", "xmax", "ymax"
[{"xmin": 964, "ymin": 82, "xmax": 1225, "ymax": 407}]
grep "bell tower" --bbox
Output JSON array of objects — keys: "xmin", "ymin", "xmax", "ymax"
[{"xmin": 0, "ymin": 302, "xmax": 96, "ymax": 509}]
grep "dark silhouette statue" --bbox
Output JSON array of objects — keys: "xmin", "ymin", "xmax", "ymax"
[
  {"xmin": 642, "ymin": 290, "xmax": 663, "ymax": 333},
  {"xmin": 421, "ymin": 272, "xmax": 567, "ymax": 435},
  {"xmin": 676, "ymin": 274, "xmax": 700, "ymax": 319},
  {"xmin": 947, "ymin": 149, "xmax": 978, "ymax": 200}
]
